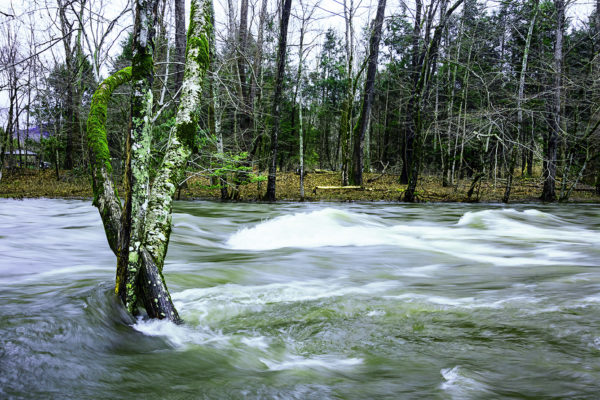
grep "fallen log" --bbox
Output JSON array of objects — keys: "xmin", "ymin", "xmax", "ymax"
[{"xmin": 312, "ymin": 185, "xmax": 364, "ymax": 194}]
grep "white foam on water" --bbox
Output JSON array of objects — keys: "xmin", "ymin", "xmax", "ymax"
[
  {"xmin": 394, "ymin": 264, "xmax": 444, "ymax": 278},
  {"xmin": 240, "ymin": 336, "xmax": 270, "ymax": 350},
  {"xmin": 173, "ymin": 221, "xmax": 209, "ymax": 235},
  {"xmin": 441, "ymin": 366, "xmax": 491, "ymax": 398},
  {"xmin": 225, "ymin": 207, "xmax": 599, "ymax": 267},
  {"xmin": 581, "ymin": 294, "xmax": 600, "ymax": 304},
  {"xmin": 385, "ymin": 292, "xmax": 545, "ymax": 311},
  {"xmin": 172, "ymin": 279, "xmax": 399, "ymax": 323},
  {"xmin": 132, "ymin": 317, "xmax": 362, "ymax": 375},
  {"xmin": 227, "ymin": 208, "xmax": 392, "ymax": 250},
  {"xmin": 260, "ymin": 355, "xmax": 363, "ymax": 371},
  {"xmin": 132, "ymin": 318, "xmax": 233, "ymax": 348},
  {"xmin": 386, "ymin": 293, "xmax": 476, "ymax": 308},
  {"xmin": 456, "ymin": 209, "xmax": 600, "ymax": 244},
  {"xmin": 366, "ymin": 310, "xmax": 386, "ymax": 317}
]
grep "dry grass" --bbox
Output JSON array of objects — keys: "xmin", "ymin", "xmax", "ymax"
[
  {"xmin": 2, "ymin": 168, "xmax": 599, "ymax": 203},
  {"xmin": 0, "ymin": 169, "xmax": 93, "ymax": 199}
]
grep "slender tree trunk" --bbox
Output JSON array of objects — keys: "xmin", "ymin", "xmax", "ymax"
[
  {"xmin": 266, "ymin": 0, "xmax": 293, "ymax": 201},
  {"xmin": 237, "ymin": 0, "xmax": 252, "ymax": 146},
  {"xmin": 400, "ymin": 0, "xmax": 422, "ymax": 186},
  {"xmin": 294, "ymin": 23, "xmax": 307, "ymax": 200},
  {"xmin": 541, "ymin": 0, "xmax": 564, "ymax": 201},
  {"xmin": 174, "ymin": 0, "xmax": 186, "ymax": 100},
  {"xmin": 503, "ymin": 0, "xmax": 538, "ymax": 203},
  {"xmin": 299, "ymin": 96, "xmax": 305, "ymax": 201},
  {"xmin": 207, "ymin": 2, "xmax": 228, "ymax": 200},
  {"xmin": 340, "ymin": 0, "xmax": 355, "ymax": 186},
  {"xmin": 57, "ymin": 0, "xmax": 84, "ymax": 170},
  {"xmin": 403, "ymin": 0, "xmax": 464, "ymax": 202},
  {"xmin": 0, "ymin": 81, "xmax": 17, "ymax": 181},
  {"xmin": 350, "ymin": 0, "xmax": 386, "ymax": 186},
  {"xmin": 249, "ymin": 0, "xmax": 268, "ymax": 162}
]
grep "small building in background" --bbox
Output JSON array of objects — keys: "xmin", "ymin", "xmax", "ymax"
[{"xmin": 3, "ymin": 149, "xmax": 41, "ymax": 168}]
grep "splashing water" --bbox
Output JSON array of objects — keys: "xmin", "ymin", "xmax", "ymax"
[{"xmin": 2, "ymin": 199, "xmax": 600, "ymax": 399}]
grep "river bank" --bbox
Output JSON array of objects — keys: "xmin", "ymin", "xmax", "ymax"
[{"xmin": 1, "ymin": 168, "xmax": 599, "ymax": 203}]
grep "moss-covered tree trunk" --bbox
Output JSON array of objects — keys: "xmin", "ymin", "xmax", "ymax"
[
  {"xmin": 87, "ymin": 0, "xmax": 212, "ymax": 323},
  {"xmin": 117, "ymin": 0, "xmax": 161, "ymax": 314}
]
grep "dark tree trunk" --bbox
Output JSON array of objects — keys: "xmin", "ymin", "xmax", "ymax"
[
  {"xmin": 350, "ymin": 0, "xmax": 386, "ymax": 186},
  {"xmin": 0, "ymin": 83, "xmax": 16, "ymax": 180},
  {"xmin": 505, "ymin": 0, "xmax": 538, "ymax": 202},
  {"xmin": 541, "ymin": 0, "xmax": 564, "ymax": 202},
  {"xmin": 174, "ymin": 0, "xmax": 186, "ymax": 99},
  {"xmin": 266, "ymin": 0, "xmax": 293, "ymax": 201},
  {"xmin": 403, "ymin": 0, "xmax": 464, "ymax": 202},
  {"xmin": 400, "ymin": 0, "xmax": 422, "ymax": 186},
  {"xmin": 63, "ymin": 82, "xmax": 75, "ymax": 170},
  {"xmin": 237, "ymin": 0, "xmax": 252, "ymax": 146}
]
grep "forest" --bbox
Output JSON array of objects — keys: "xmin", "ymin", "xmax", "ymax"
[
  {"xmin": 1, "ymin": 0, "xmax": 599, "ymax": 204},
  {"xmin": 2, "ymin": 2, "xmax": 600, "ymax": 397}
]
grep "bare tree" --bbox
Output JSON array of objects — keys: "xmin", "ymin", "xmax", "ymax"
[
  {"xmin": 541, "ymin": 0, "xmax": 564, "ymax": 202},
  {"xmin": 503, "ymin": 0, "xmax": 539, "ymax": 203},
  {"xmin": 403, "ymin": 0, "xmax": 464, "ymax": 202},
  {"xmin": 292, "ymin": 0, "xmax": 317, "ymax": 200},
  {"xmin": 350, "ymin": 0, "xmax": 386, "ymax": 186},
  {"xmin": 266, "ymin": 0, "xmax": 293, "ymax": 201}
]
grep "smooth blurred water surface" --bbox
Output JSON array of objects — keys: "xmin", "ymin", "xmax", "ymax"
[{"xmin": 1, "ymin": 198, "xmax": 600, "ymax": 399}]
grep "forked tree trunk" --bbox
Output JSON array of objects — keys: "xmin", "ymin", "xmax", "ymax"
[{"xmin": 87, "ymin": 0, "xmax": 213, "ymax": 323}]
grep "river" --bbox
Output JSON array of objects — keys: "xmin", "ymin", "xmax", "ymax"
[{"xmin": 1, "ymin": 199, "xmax": 599, "ymax": 399}]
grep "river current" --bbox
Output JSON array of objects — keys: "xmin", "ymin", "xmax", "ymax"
[{"xmin": 1, "ymin": 199, "xmax": 599, "ymax": 399}]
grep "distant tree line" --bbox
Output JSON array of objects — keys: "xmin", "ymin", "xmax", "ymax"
[{"xmin": 1, "ymin": 0, "xmax": 599, "ymax": 202}]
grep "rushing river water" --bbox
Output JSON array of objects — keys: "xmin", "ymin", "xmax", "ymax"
[{"xmin": 1, "ymin": 199, "xmax": 600, "ymax": 399}]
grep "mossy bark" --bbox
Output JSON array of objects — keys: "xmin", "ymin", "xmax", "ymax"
[
  {"xmin": 143, "ymin": 0, "xmax": 211, "ymax": 270},
  {"xmin": 87, "ymin": 0, "xmax": 212, "ymax": 324},
  {"xmin": 118, "ymin": 0, "xmax": 161, "ymax": 313},
  {"xmin": 87, "ymin": 66, "xmax": 132, "ymax": 254}
]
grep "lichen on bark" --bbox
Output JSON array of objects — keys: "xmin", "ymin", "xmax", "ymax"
[
  {"xmin": 87, "ymin": 0, "xmax": 212, "ymax": 324},
  {"xmin": 143, "ymin": 0, "xmax": 212, "ymax": 271},
  {"xmin": 118, "ymin": 0, "xmax": 160, "ymax": 313}
]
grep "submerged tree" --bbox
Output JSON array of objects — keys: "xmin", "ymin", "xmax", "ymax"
[{"xmin": 87, "ymin": 0, "xmax": 212, "ymax": 322}]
